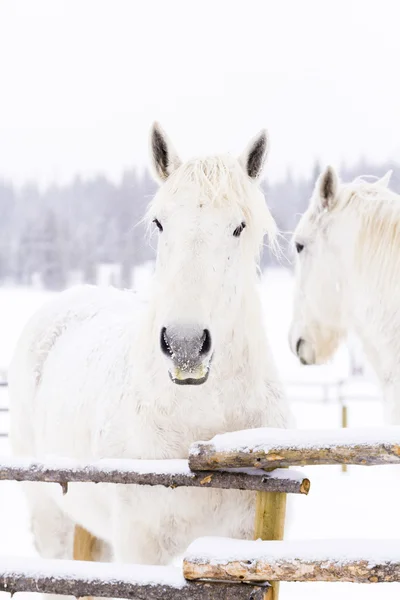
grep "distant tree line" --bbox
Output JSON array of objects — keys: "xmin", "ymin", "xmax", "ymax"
[{"xmin": 0, "ymin": 158, "xmax": 398, "ymax": 290}]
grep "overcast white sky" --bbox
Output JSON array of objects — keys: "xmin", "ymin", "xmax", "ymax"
[{"xmin": 0, "ymin": 0, "xmax": 399, "ymax": 187}]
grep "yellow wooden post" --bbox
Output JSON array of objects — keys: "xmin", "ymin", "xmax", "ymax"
[
  {"xmin": 337, "ymin": 380, "xmax": 349, "ymax": 474},
  {"xmin": 341, "ymin": 403, "xmax": 348, "ymax": 472},
  {"xmin": 73, "ymin": 524, "xmax": 97, "ymax": 561},
  {"xmin": 73, "ymin": 525, "xmax": 97, "ymax": 600},
  {"xmin": 254, "ymin": 490, "xmax": 287, "ymax": 600}
]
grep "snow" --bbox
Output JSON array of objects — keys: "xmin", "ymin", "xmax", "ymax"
[
  {"xmin": 185, "ymin": 537, "xmax": 400, "ymax": 566},
  {"xmin": 0, "ymin": 288, "xmax": 55, "ymax": 371},
  {"xmin": 0, "ymin": 556, "xmax": 186, "ymax": 588},
  {"xmin": 0, "ymin": 273, "xmax": 399, "ymax": 599},
  {"xmin": 192, "ymin": 426, "xmax": 400, "ymax": 455},
  {"xmin": 4, "ymin": 456, "xmax": 195, "ymax": 476}
]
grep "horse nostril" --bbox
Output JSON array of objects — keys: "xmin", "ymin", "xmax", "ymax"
[
  {"xmin": 200, "ymin": 329, "xmax": 212, "ymax": 356},
  {"xmin": 160, "ymin": 326, "xmax": 211, "ymax": 361},
  {"xmin": 296, "ymin": 338, "xmax": 304, "ymax": 355},
  {"xmin": 160, "ymin": 327, "xmax": 171, "ymax": 356}
]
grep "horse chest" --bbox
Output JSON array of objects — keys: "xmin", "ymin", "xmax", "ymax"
[{"xmin": 99, "ymin": 383, "xmax": 247, "ymax": 460}]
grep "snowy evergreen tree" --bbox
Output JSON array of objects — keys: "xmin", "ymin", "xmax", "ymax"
[{"xmin": 0, "ymin": 159, "xmax": 398, "ymax": 289}]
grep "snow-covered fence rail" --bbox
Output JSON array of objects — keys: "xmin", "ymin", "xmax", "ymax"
[
  {"xmin": 0, "ymin": 556, "xmax": 268, "ymax": 600},
  {"xmin": 183, "ymin": 538, "xmax": 400, "ymax": 584},
  {"xmin": 0, "ymin": 457, "xmax": 310, "ymax": 494},
  {"xmin": 189, "ymin": 426, "xmax": 400, "ymax": 470}
]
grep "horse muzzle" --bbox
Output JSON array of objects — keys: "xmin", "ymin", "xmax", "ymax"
[
  {"xmin": 160, "ymin": 325, "xmax": 213, "ymax": 385},
  {"xmin": 289, "ymin": 324, "xmax": 316, "ymax": 366}
]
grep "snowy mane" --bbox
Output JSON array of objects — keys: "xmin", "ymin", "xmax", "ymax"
[
  {"xmin": 334, "ymin": 172, "xmax": 399, "ymax": 216},
  {"xmin": 327, "ymin": 172, "xmax": 400, "ymax": 267}
]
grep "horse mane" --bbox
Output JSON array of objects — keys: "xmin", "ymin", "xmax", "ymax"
[
  {"xmin": 337, "ymin": 174, "xmax": 400, "ymax": 272},
  {"xmin": 146, "ymin": 154, "xmax": 279, "ymax": 259},
  {"xmin": 336, "ymin": 173, "xmax": 400, "ymax": 216}
]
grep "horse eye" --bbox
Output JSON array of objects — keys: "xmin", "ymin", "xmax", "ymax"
[
  {"xmin": 153, "ymin": 219, "xmax": 163, "ymax": 232},
  {"xmin": 233, "ymin": 222, "xmax": 246, "ymax": 237},
  {"xmin": 295, "ymin": 242, "xmax": 304, "ymax": 254}
]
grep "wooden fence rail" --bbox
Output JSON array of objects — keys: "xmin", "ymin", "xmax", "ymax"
[
  {"xmin": 0, "ymin": 556, "xmax": 269, "ymax": 600},
  {"xmin": 189, "ymin": 426, "xmax": 400, "ymax": 470},
  {"xmin": 183, "ymin": 537, "xmax": 400, "ymax": 584},
  {"xmin": 0, "ymin": 457, "xmax": 310, "ymax": 494}
]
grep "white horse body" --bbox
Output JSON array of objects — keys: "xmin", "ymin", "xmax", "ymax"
[
  {"xmin": 289, "ymin": 166, "xmax": 400, "ymax": 423},
  {"xmin": 10, "ymin": 125, "xmax": 290, "ymax": 567}
]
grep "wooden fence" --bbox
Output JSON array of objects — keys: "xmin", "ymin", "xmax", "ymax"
[{"xmin": 1, "ymin": 425, "xmax": 400, "ymax": 600}]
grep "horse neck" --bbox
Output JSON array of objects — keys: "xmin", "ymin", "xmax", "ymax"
[
  {"xmin": 212, "ymin": 279, "xmax": 275, "ymax": 380},
  {"xmin": 351, "ymin": 225, "xmax": 400, "ymax": 385}
]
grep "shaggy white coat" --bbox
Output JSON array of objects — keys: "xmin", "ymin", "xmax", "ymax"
[{"xmin": 9, "ymin": 129, "xmax": 290, "ymax": 573}]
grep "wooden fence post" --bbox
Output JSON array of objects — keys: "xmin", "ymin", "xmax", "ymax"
[
  {"xmin": 73, "ymin": 525, "xmax": 97, "ymax": 561},
  {"xmin": 341, "ymin": 404, "xmax": 348, "ymax": 473},
  {"xmin": 73, "ymin": 525, "xmax": 97, "ymax": 600},
  {"xmin": 337, "ymin": 380, "xmax": 349, "ymax": 474},
  {"xmin": 254, "ymin": 489, "xmax": 287, "ymax": 600}
]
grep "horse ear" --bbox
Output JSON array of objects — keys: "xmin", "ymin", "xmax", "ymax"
[
  {"xmin": 317, "ymin": 166, "xmax": 339, "ymax": 210},
  {"xmin": 150, "ymin": 122, "xmax": 182, "ymax": 183},
  {"xmin": 239, "ymin": 129, "xmax": 269, "ymax": 179},
  {"xmin": 375, "ymin": 170, "xmax": 392, "ymax": 188}
]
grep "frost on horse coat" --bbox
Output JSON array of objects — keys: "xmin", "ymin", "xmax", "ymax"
[
  {"xmin": 9, "ymin": 124, "xmax": 290, "ymax": 570},
  {"xmin": 289, "ymin": 166, "xmax": 400, "ymax": 423}
]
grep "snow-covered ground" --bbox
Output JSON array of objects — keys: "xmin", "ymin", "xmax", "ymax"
[{"xmin": 0, "ymin": 270, "xmax": 399, "ymax": 599}]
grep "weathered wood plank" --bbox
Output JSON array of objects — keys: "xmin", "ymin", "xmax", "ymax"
[
  {"xmin": 184, "ymin": 537, "xmax": 400, "ymax": 583},
  {"xmin": 0, "ymin": 556, "xmax": 269, "ymax": 600},
  {"xmin": 0, "ymin": 457, "xmax": 309, "ymax": 494},
  {"xmin": 189, "ymin": 426, "xmax": 400, "ymax": 470}
]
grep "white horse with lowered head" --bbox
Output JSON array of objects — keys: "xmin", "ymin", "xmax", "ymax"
[
  {"xmin": 9, "ymin": 123, "xmax": 290, "ymax": 575},
  {"xmin": 289, "ymin": 165, "xmax": 400, "ymax": 422}
]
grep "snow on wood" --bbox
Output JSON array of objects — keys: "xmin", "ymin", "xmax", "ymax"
[
  {"xmin": 0, "ymin": 556, "xmax": 269, "ymax": 600},
  {"xmin": 0, "ymin": 456, "xmax": 310, "ymax": 494},
  {"xmin": 183, "ymin": 537, "xmax": 400, "ymax": 583},
  {"xmin": 189, "ymin": 426, "xmax": 400, "ymax": 470}
]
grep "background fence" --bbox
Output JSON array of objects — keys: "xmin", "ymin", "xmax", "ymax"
[{"xmin": 0, "ymin": 375, "xmax": 381, "ymax": 438}]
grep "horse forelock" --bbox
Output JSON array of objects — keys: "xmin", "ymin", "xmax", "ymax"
[{"xmin": 146, "ymin": 154, "xmax": 278, "ymax": 257}]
